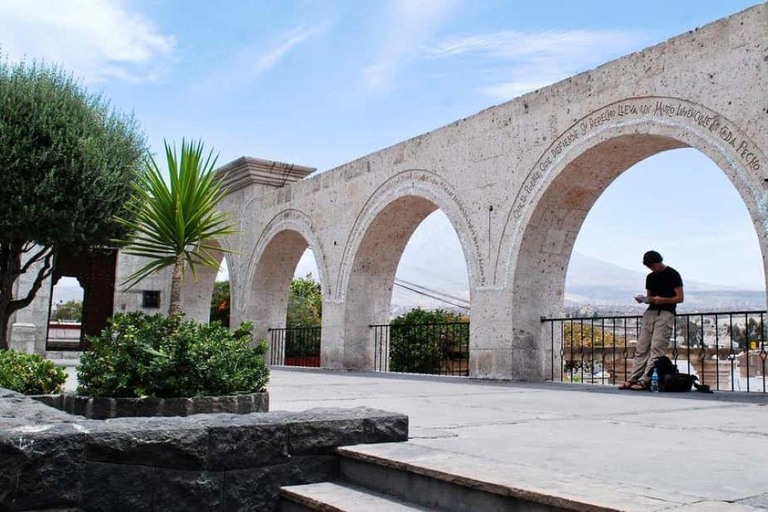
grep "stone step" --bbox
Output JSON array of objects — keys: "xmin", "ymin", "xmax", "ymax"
[
  {"xmin": 279, "ymin": 481, "xmax": 437, "ymax": 511},
  {"xmin": 336, "ymin": 443, "xmax": 705, "ymax": 512}
]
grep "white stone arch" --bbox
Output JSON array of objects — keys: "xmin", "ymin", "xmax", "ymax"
[
  {"xmin": 336, "ymin": 169, "xmax": 485, "ymax": 302},
  {"xmin": 498, "ymin": 96, "xmax": 768, "ymax": 379},
  {"xmin": 337, "ymin": 169, "xmax": 481, "ymax": 369},
  {"xmin": 239, "ymin": 208, "xmax": 330, "ymax": 341}
]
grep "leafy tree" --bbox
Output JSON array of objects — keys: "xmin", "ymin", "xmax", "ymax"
[
  {"xmin": 210, "ymin": 280, "xmax": 230, "ymax": 327},
  {"xmin": 207, "ymin": 274, "xmax": 323, "ymax": 333},
  {"xmin": 0, "ymin": 59, "xmax": 145, "ymax": 349},
  {"xmin": 53, "ymin": 300, "xmax": 83, "ymax": 322},
  {"xmin": 677, "ymin": 319, "xmax": 703, "ymax": 347},
  {"xmin": 117, "ymin": 140, "xmax": 237, "ymax": 315},
  {"xmin": 563, "ymin": 322, "xmax": 626, "ymax": 348},
  {"xmin": 727, "ymin": 318, "xmax": 764, "ymax": 350},
  {"xmin": 389, "ymin": 308, "xmax": 468, "ymax": 374},
  {"xmin": 286, "ymin": 273, "xmax": 322, "ymax": 327}
]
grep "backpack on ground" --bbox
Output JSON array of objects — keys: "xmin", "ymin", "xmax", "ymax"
[{"xmin": 650, "ymin": 356, "xmax": 712, "ymax": 393}]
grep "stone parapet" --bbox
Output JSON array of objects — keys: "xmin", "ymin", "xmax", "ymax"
[{"xmin": 0, "ymin": 388, "xmax": 408, "ymax": 511}]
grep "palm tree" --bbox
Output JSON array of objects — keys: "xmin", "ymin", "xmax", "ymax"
[{"xmin": 117, "ymin": 139, "xmax": 237, "ymax": 315}]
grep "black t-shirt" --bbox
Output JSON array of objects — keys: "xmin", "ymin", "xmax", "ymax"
[{"xmin": 646, "ymin": 266, "xmax": 683, "ymax": 313}]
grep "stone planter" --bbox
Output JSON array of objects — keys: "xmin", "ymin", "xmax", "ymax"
[{"xmin": 32, "ymin": 391, "xmax": 269, "ymax": 419}]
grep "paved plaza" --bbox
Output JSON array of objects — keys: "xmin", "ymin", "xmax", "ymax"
[{"xmin": 270, "ymin": 368, "xmax": 768, "ymax": 511}]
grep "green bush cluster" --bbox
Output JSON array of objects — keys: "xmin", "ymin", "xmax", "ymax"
[
  {"xmin": 0, "ymin": 350, "xmax": 67, "ymax": 394},
  {"xmin": 78, "ymin": 313, "xmax": 269, "ymax": 398},
  {"xmin": 389, "ymin": 308, "xmax": 468, "ymax": 375}
]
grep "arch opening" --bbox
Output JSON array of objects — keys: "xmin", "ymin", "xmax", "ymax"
[
  {"xmin": 343, "ymin": 195, "xmax": 472, "ymax": 373},
  {"xmin": 247, "ymin": 229, "xmax": 323, "ymax": 367},
  {"xmin": 47, "ymin": 277, "xmax": 84, "ymax": 350},
  {"xmin": 566, "ymin": 148, "xmax": 766, "ymax": 316},
  {"xmin": 511, "ymin": 132, "xmax": 768, "ymax": 380},
  {"xmin": 209, "ymin": 258, "xmax": 230, "ymax": 327}
]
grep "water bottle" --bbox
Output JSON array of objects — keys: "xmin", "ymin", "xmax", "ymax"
[{"xmin": 650, "ymin": 367, "xmax": 659, "ymax": 393}]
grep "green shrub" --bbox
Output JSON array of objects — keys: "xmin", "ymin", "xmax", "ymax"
[
  {"xmin": 389, "ymin": 308, "xmax": 468, "ymax": 374},
  {"xmin": 0, "ymin": 350, "xmax": 67, "ymax": 394},
  {"xmin": 77, "ymin": 312, "xmax": 269, "ymax": 398}
]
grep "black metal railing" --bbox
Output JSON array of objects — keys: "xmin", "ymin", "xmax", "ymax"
[
  {"xmin": 371, "ymin": 322, "xmax": 469, "ymax": 376},
  {"xmin": 541, "ymin": 310, "xmax": 768, "ymax": 393},
  {"xmin": 268, "ymin": 326, "xmax": 322, "ymax": 367}
]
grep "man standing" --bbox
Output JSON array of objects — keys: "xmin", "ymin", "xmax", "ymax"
[{"xmin": 619, "ymin": 250, "xmax": 684, "ymax": 390}]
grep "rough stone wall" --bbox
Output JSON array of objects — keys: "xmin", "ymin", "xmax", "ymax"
[
  {"xmin": 208, "ymin": 4, "xmax": 768, "ymax": 381},
  {"xmin": 0, "ymin": 387, "xmax": 408, "ymax": 511}
]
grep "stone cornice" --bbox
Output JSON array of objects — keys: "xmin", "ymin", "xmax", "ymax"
[{"xmin": 215, "ymin": 156, "xmax": 316, "ymax": 193}]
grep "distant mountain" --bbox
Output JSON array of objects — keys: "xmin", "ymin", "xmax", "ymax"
[
  {"xmin": 565, "ymin": 253, "xmax": 766, "ymax": 312},
  {"xmin": 49, "ymin": 252, "xmax": 766, "ymax": 315}
]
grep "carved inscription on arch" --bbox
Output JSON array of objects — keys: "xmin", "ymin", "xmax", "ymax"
[{"xmin": 511, "ymin": 97, "xmax": 764, "ymax": 221}]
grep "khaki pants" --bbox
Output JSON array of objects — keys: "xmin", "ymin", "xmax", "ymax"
[{"xmin": 628, "ymin": 310, "xmax": 674, "ymax": 384}]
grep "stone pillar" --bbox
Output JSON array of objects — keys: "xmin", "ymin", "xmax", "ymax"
[
  {"xmin": 320, "ymin": 300, "xmax": 345, "ymax": 369},
  {"xmin": 470, "ymin": 288, "xmax": 550, "ymax": 381},
  {"xmin": 179, "ymin": 266, "xmax": 219, "ymax": 324},
  {"xmin": 9, "ymin": 323, "xmax": 36, "ymax": 354}
]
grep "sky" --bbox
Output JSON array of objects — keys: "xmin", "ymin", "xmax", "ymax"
[{"xmin": 4, "ymin": 0, "xmax": 763, "ymax": 304}]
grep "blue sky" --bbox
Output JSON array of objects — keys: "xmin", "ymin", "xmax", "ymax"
[{"xmin": 3, "ymin": 1, "xmax": 763, "ymax": 301}]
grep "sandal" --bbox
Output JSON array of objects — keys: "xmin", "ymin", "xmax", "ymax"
[
  {"xmin": 629, "ymin": 382, "xmax": 649, "ymax": 391},
  {"xmin": 617, "ymin": 381, "xmax": 634, "ymax": 390}
]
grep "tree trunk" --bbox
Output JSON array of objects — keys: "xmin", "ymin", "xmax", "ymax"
[
  {"xmin": 0, "ymin": 242, "xmax": 53, "ymax": 350},
  {"xmin": 0, "ymin": 242, "xmax": 19, "ymax": 351},
  {"xmin": 0, "ymin": 301, "xmax": 11, "ymax": 351},
  {"xmin": 169, "ymin": 253, "xmax": 184, "ymax": 316}
]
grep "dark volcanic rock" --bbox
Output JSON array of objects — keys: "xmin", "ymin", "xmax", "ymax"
[
  {"xmin": 364, "ymin": 413, "xmax": 409, "ymax": 443},
  {"xmin": 0, "ymin": 387, "xmax": 409, "ymax": 511},
  {"xmin": 285, "ymin": 455, "xmax": 339, "ymax": 485},
  {"xmin": 223, "ymin": 465, "xmax": 288, "ymax": 512},
  {"xmin": 153, "ymin": 468, "xmax": 224, "ymax": 511},
  {"xmin": 207, "ymin": 420, "xmax": 289, "ymax": 471},
  {"xmin": 288, "ymin": 417, "xmax": 367, "ymax": 455},
  {"xmin": 82, "ymin": 462, "xmax": 155, "ymax": 512},
  {"xmin": 0, "ymin": 427, "xmax": 85, "ymax": 510},
  {"xmin": 85, "ymin": 423, "xmax": 208, "ymax": 470}
]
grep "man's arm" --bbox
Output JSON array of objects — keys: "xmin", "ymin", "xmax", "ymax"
[
  {"xmin": 651, "ymin": 286, "xmax": 684, "ymax": 305},
  {"xmin": 635, "ymin": 289, "xmax": 652, "ymax": 303}
]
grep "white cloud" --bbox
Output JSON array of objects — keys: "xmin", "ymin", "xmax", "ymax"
[
  {"xmin": 0, "ymin": 0, "xmax": 175, "ymax": 83},
  {"xmin": 427, "ymin": 29, "xmax": 646, "ymax": 100},
  {"xmin": 364, "ymin": 0, "xmax": 460, "ymax": 93},
  {"xmin": 477, "ymin": 80, "xmax": 555, "ymax": 100},
  {"xmin": 194, "ymin": 24, "xmax": 323, "ymax": 96},
  {"xmin": 236, "ymin": 25, "xmax": 321, "ymax": 81}
]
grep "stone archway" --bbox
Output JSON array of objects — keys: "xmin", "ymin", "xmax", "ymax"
[
  {"xmin": 240, "ymin": 209, "xmax": 329, "ymax": 347},
  {"xmin": 338, "ymin": 170, "xmax": 479, "ymax": 370},
  {"xmin": 501, "ymin": 97, "xmax": 768, "ymax": 380}
]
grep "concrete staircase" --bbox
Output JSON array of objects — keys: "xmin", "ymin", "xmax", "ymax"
[{"xmin": 279, "ymin": 442, "xmax": 653, "ymax": 512}]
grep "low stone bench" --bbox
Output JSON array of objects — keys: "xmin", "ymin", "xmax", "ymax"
[{"xmin": 0, "ymin": 387, "xmax": 408, "ymax": 511}]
